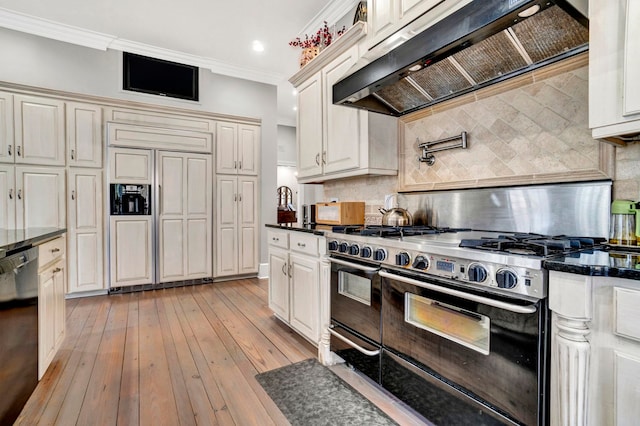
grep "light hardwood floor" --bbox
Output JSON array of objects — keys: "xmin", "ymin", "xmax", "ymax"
[{"xmin": 17, "ymin": 278, "xmax": 427, "ymax": 426}]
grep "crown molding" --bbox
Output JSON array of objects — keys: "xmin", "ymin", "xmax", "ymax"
[
  {"xmin": 0, "ymin": 7, "xmax": 285, "ymax": 85},
  {"xmin": 0, "ymin": 7, "xmax": 115, "ymax": 50},
  {"xmin": 299, "ymin": 0, "xmax": 362, "ymax": 37}
]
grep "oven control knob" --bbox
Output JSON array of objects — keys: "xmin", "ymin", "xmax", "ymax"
[
  {"xmin": 396, "ymin": 252, "xmax": 411, "ymax": 267},
  {"xmin": 328, "ymin": 240, "xmax": 339, "ymax": 251},
  {"xmin": 468, "ymin": 264, "xmax": 488, "ymax": 283},
  {"xmin": 373, "ymin": 248, "xmax": 387, "ymax": 262},
  {"xmin": 412, "ymin": 255, "xmax": 429, "ymax": 270},
  {"xmin": 348, "ymin": 244, "xmax": 360, "ymax": 256},
  {"xmin": 496, "ymin": 269, "xmax": 518, "ymax": 289},
  {"xmin": 338, "ymin": 242, "xmax": 349, "ymax": 253},
  {"xmin": 361, "ymin": 246, "xmax": 372, "ymax": 258}
]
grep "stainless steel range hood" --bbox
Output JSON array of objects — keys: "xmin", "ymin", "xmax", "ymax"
[{"xmin": 333, "ymin": 0, "xmax": 588, "ymax": 116}]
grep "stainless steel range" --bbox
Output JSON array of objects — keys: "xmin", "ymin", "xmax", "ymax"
[{"xmin": 328, "ymin": 225, "xmax": 603, "ymax": 425}]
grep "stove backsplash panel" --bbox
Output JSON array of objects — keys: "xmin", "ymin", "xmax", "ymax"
[{"xmin": 400, "ymin": 181, "xmax": 611, "ymax": 238}]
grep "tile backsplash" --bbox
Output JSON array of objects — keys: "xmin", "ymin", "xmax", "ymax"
[{"xmin": 323, "ymin": 59, "xmax": 640, "ymax": 212}]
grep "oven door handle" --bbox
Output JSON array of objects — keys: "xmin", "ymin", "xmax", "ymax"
[
  {"xmin": 379, "ymin": 270, "xmax": 537, "ymax": 314},
  {"xmin": 329, "ymin": 257, "xmax": 379, "ymax": 273},
  {"xmin": 328, "ymin": 326, "xmax": 380, "ymax": 357}
]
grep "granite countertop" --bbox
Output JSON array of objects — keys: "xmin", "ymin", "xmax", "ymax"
[
  {"xmin": 0, "ymin": 227, "xmax": 67, "ymax": 256},
  {"xmin": 265, "ymin": 223, "xmax": 328, "ymax": 236},
  {"xmin": 543, "ymin": 246, "xmax": 640, "ymax": 281}
]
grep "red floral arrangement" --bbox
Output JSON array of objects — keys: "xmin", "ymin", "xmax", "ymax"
[{"xmin": 289, "ymin": 21, "xmax": 347, "ymax": 49}]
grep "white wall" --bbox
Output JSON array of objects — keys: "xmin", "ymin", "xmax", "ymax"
[
  {"xmin": 277, "ymin": 125, "xmax": 296, "ymax": 166},
  {"xmin": 0, "ymin": 27, "xmax": 278, "ymax": 266}
]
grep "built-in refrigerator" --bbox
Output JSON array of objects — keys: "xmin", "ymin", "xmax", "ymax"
[{"xmin": 107, "ymin": 147, "xmax": 212, "ymax": 290}]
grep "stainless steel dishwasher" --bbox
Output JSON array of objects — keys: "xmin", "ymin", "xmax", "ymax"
[{"xmin": 0, "ymin": 246, "xmax": 39, "ymax": 425}]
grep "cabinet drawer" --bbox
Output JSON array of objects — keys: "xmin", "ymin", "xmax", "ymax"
[
  {"xmin": 268, "ymin": 230, "xmax": 289, "ymax": 249},
  {"xmin": 39, "ymin": 236, "xmax": 65, "ymax": 269},
  {"xmin": 615, "ymin": 287, "xmax": 640, "ymax": 342},
  {"xmin": 290, "ymin": 233, "xmax": 318, "ymax": 256}
]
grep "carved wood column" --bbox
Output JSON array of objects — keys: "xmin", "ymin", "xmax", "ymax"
[
  {"xmin": 548, "ymin": 271, "xmax": 593, "ymax": 426},
  {"xmin": 317, "ymin": 247, "xmax": 334, "ymax": 365},
  {"xmin": 551, "ymin": 315, "xmax": 591, "ymax": 426}
]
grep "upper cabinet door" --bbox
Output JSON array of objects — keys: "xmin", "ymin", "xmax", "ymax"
[
  {"xmin": 323, "ymin": 46, "xmax": 361, "ymax": 174},
  {"xmin": 216, "ymin": 122, "xmax": 238, "ymax": 174},
  {"xmin": 238, "ymin": 124, "xmax": 260, "ymax": 175},
  {"xmin": 67, "ymin": 102, "xmax": 102, "ymax": 168},
  {"xmin": 108, "ymin": 147, "xmax": 153, "ymax": 184},
  {"xmin": 296, "ymin": 72, "xmax": 323, "ymax": 180},
  {"xmin": 0, "ymin": 92, "xmax": 14, "ymax": 164},
  {"xmin": 13, "ymin": 95, "xmax": 65, "ymax": 166},
  {"xmin": 0, "ymin": 164, "xmax": 16, "ymax": 229},
  {"xmin": 624, "ymin": 0, "xmax": 640, "ymax": 116}
]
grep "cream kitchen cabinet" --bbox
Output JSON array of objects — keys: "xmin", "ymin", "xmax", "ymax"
[
  {"xmin": 38, "ymin": 235, "xmax": 66, "ymax": 379},
  {"xmin": 0, "ymin": 91, "xmax": 13, "ymax": 164},
  {"xmin": 549, "ymin": 272, "xmax": 640, "ymax": 425},
  {"xmin": 13, "ymin": 94, "xmax": 65, "ymax": 166},
  {"xmin": 109, "ymin": 216, "xmax": 153, "ymax": 287},
  {"xmin": 367, "ymin": 0, "xmax": 468, "ymax": 49},
  {"xmin": 215, "ymin": 175, "xmax": 258, "ymax": 277},
  {"xmin": 107, "ymin": 122, "xmax": 212, "ymax": 153},
  {"xmin": 67, "ymin": 168, "xmax": 104, "ymax": 294},
  {"xmin": 66, "ymin": 102, "xmax": 102, "ymax": 168},
  {"xmin": 589, "ymin": 0, "xmax": 640, "ymax": 141},
  {"xmin": 157, "ymin": 151, "xmax": 212, "ymax": 282},
  {"xmin": 290, "ymin": 26, "xmax": 399, "ymax": 183},
  {"xmin": 0, "ymin": 165, "xmax": 66, "ymax": 229},
  {"xmin": 108, "ymin": 147, "xmax": 152, "ymax": 184},
  {"xmin": 267, "ymin": 229, "xmax": 323, "ymax": 344},
  {"xmin": 215, "ymin": 121, "xmax": 260, "ymax": 175}
]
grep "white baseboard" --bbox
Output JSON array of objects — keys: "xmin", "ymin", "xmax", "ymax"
[
  {"xmin": 258, "ymin": 262, "xmax": 269, "ymax": 279},
  {"xmin": 65, "ymin": 289, "xmax": 108, "ymax": 299}
]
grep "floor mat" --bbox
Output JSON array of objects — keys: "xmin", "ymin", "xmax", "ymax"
[{"xmin": 256, "ymin": 358, "xmax": 398, "ymax": 426}]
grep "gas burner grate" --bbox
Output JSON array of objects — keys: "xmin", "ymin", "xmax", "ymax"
[
  {"xmin": 358, "ymin": 225, "xmax": 470, "ymax": 238},
  {"xmin": 459, "ymin": 233, "xmax": 606, "ymax": 257}
]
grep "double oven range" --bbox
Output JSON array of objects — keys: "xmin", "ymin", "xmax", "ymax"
[{"xmin": 329, "ymin": 226, "xmax": 602, "ymax": 425}]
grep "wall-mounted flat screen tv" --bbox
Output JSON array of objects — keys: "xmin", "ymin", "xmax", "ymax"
[{"xmin": 123, "ymin": 52, "xmax": 199, "ymax": 101}]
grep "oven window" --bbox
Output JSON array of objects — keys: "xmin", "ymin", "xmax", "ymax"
[
  {"xmin": 338, "ymin": 271, "xmax": 371, "ymax": 306},
  {"xmin": 405, "ymin": 293, "xmax": 490, "ymax": 355}
]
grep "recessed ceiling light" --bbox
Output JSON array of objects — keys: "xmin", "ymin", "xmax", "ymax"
[
  {"xmin": 293, "ymin": 106, "xmax": 298, "ymax": 111},
  {"xmin": 252, "ymin": 40, "xmax": 265, "ymax": 52},
  {"xmin": 518, "ymin": 5, "xmax": 540, "ymax": 18},
  {"xmin": 292, "ymin": 89, "xmax": 297, "ymax": 96}
]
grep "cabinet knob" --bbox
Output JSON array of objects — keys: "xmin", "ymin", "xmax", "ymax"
[
  {"xmin": 71, "ymin": 149, "xmax": 75, "ymax": 160},
  {"xmin": 297, "ymin": 242, "xmax": 306, "ymax": 248},
  {"xmin": 315, "ymin": 153, "xmax": 320, "ymax": 166},
  {"xmin": 71, "ymin": 190, "xmax": 75, "ymax": 200},
  {"xmin": 322, "ymin": 151, "xmax": 326, "ymax": 165},
  {"xmin": 272, "ymin": 237, "xmax": 279, "ymax": 241},
  {"xmin": 239, "ymin": 161, "xmax": 242, "ymax": 169},
  {"xmin": 8, "ymin": 189, "xmax": 12, "ymax": 200},
  {"xmin": 53, "ymin": 267, "xmax": 62, "ymax": 273},
  {"xmin": 234, "ymin": 161, "xmax": 238, "ymax": 169},
  {"xmin": 51, "ymin": 248, "xmax": 60, "ymax": 253},
  {"xmin": 288, "ymin": 263, "xmax": 292, "ymax": 278},
  {"xmin": 7, "ymin": 145, "xmax": 11, "ymax": 156},
  {"xmin": 281, "ymin": 263, "xmax": 287, "ymax": 276},
  {"xmin": 16, "ymin": 146, "xmax": 21, "ymax": 157},
  {"xmin": 17, "ymin": 189, "xmax": 22, "ymax": 200}
]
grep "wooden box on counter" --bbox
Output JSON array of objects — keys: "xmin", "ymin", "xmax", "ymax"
[{"xmin": 315, "ymin": 202, "xmax": 365, "ymax": 225}]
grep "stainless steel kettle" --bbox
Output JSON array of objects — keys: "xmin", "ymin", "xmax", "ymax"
[{"xmin": 379, "ymin": 207, "xmax": 413, "ymax": 226}]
